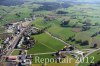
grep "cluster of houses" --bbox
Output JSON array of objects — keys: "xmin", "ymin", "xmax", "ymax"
[
  {"xmin": 53, "ymin": 46, "xmax": 85, "ymax": 63},
  {"xmin": 0, "ymin": 15, "xmax": 36, "ymax": 66},
  {"xmin": 53, "ymin": 46, "xmax": 74, "ymax": 62},
  {"xmin": 6, "ymin": 50, "xmax": 32, "ymax": 66},
  {"xmin": 0, "ymin": 22, "xmax": 23, "ymax": 58},
  {"xmin": 0, "ymin": 18, "xmax": 33, "ymax": 54},
  {"xmin": 0, "ymin": 23, "xmax": 34, "ymax": 65},
  {"xmin": 24, "ymin": 15, "xmax": 36, "ymax": 21},
  {"xmin": 4, "ymin": 14, "xmax": 36, "ymax": 34},
  {"xmin": 4, "ymin": 22, "xmax": 23, "ymax": 34},
  {"xmin": 15, "ymin": 24, "xmax": 37, "ymax": 49},
  {"xmin": 0, "ymin": 34, "xmax": 14, "ymax": 58},
  {"xmin": 16, "ymin": 30, "xmax": 36, "ymax": 50}
]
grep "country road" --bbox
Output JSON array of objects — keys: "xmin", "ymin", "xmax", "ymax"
[
  {"xmin": 33, "ymin": 27, "xmax": 72, "ymax": 47},
  {"xmin": 45, "ymin": 31, "xmax": 71, "ymax": 47},
  {"xmin": 76, "ymin": 48, "xmax": 100, "ymax": 66}
]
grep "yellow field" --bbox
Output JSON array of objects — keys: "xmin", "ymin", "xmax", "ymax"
[{"xmin": 32, "ymin": 63, "xmax": 76, "ymax": 66}]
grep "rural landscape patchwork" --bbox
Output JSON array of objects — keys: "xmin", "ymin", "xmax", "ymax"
[{"xmin": 0, "ymin": 0, "xmax": 100, "ymax": 66}]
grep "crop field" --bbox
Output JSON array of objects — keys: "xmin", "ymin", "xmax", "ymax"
[{"xmin": 28, "ymin": 33, "xmax": 65, "ymax": 54}]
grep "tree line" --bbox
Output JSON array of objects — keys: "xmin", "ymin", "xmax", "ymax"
[{"xmin": 33, "ymin": 2, "xmax": 71, "ymax": 11}]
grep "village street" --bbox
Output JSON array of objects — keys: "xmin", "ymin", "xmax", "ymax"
[{"xmin": 0, "ymin": 21, "xmax": 32, "ymax": 62}]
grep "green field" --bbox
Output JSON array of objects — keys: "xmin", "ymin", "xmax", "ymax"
[
  {"xmin": 28, "ymin": 33, "xmax": 65, "ymax": 54},
  {"xmin": 11, "ymin": 50, "xmax": 20, "ymax": 55},
  {"xmin": 27, "ymin": 33, "xmax": 67, "ymax": 64}
]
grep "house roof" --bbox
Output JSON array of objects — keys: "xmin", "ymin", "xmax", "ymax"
[{"xmin": 7, "ymin": 56, "xmax": 17, "ymax": 60}]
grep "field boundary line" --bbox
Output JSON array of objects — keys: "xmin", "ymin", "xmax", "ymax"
[{"xmin": 39, "ymin": 42, "xmax": 57, "ymax": 51}]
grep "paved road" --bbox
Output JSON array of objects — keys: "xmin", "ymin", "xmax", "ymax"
[
  {"xmin": 1, "ymin": 21, "xmax": 32, "ymax": 61},
  {"xmin": 76, "ymin": 48, "xmax": 100, "ymax": 66}
]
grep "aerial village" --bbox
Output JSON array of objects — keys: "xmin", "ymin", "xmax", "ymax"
[
  {"xmin": 0, "ymin": 14, "xmax": 91, "ymax": 66},
  {"xmin": 0, "ymin": 16, "xmax": 37, "ymax": 66}
]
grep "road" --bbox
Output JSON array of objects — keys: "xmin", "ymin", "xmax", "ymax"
[
  {"xmin": 1, "ymin": 21, "xmax": 32, "ymax": 62},
  {"xmin": 76, "ymin": 48, "xmax": 100, "ymax": 66}
]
